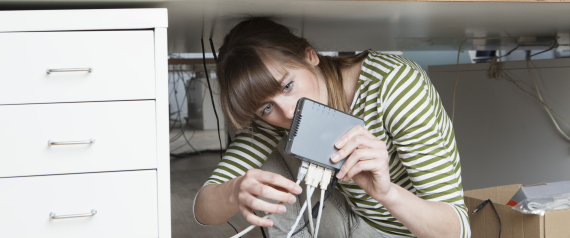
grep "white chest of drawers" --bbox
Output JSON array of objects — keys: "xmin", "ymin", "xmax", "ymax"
[{"xmin": 0, "ymin": 9, "xmax": 170, "ymax": 237}]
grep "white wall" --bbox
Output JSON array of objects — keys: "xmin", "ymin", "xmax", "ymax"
[{"xmin": 428, "ymin": 58, "xmax": 570, "ymax": 190}]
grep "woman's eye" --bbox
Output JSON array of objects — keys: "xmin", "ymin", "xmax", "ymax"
[
  {"xmin": 283, "ymin": 81, "xmax": 293, "ymax": 92},
  {"xmin": 262, "ymin": 104, "xmax": 272, "ymax": 116}
]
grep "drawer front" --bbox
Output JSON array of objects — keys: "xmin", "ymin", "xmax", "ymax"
[
  {"xmin": 0, "ymin": 30, "xmax": 156, "ymax": 105},
  {"xmin": 0, "ymin": 170, "xmax": 158, "ymax": 238},
  {"xmin": 0, "ymin": 100, "xmax": 157, "ymax": 177}
]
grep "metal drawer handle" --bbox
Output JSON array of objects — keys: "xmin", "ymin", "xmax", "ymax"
[
  {"xmin": 46, "ymin": 68, "xmax": 92, "ymax": 74},
  {"xmin": 48, "ymin": 138, "xmax": 95, "ymax": 146},
  {"xmin": 50, "ymin": 209, "xmax": 97, "ymax": 219}
]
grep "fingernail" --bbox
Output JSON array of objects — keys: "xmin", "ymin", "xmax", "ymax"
[
  {"xmin": 288, "ymin": 196, "xmax": 296, "ymax": 204},
  {"xmin": 331, "ymin": 154, "xmax": 339, "ymax": 163},
  {"xmin": 278, "ymin": 206, "xmax": 286, "ymax": 214},
  {"xmin": 336, "ymin": 171, "xmax": 344, "ymax": 179},
  {"xmin": 294, "ymin": 185, "xmax": 302, "ymax": 194},
  {"xmin": 335, "ymin": 140, "xmax": 343, "ymax": 148},
  {"xmin": 264, "ymin": 220, "xmax": 273, "ymax": 227}
]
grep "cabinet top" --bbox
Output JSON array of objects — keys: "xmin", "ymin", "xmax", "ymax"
[{"xmin": 0, "ymin": 8, "xmax": 167, "ymax": 32}]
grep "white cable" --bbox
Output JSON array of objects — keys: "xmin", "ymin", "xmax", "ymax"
[
  {"xmin": 286, "ymin": 186, "xmax": 315, "ymax": 238},
  {"xmin": 314, "ymin": 168, "xmax": 333, "ymax": 238},
  {"xmin": 306, "ymin": 184, "xmax": 315, "ymax": 236},
  {"xmin": 314, "ymin": 189, "xmax": 325, "ymax": 238},
  {"xmin": 526, "ymin": 59, "xmax": 570, "ymax": 142},
  {"xmin": 230, "ymin": 214, "xmax": 270, "ymax": 238},
  {"xmin": 451, "ymin": 36, "xmax": 519, "ymax": 123},
  {"xmin": 230, "ymin": 162, "xmax": 308, "ymax": 238},
  {"xmin": 306, "ymin": 165, "xmax": 323, "ymax": 236}
]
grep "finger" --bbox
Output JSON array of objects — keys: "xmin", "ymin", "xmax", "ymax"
[
  {"xmin": 250, "ymin": 169, "xmax": 302, "ymax": 195},
  {"xmin": 239, "ymin": 204, "xmax": 274, "ymax": 227},
  {"xmin": 241, "ymin": 192, "xmax": 288, "ymax": 215},
  {"xmin": 331, "ymin": 135, "xmax": 379, "ymax": 163},
  {"xmin": 249, "ymin": 183, "xmax": 296, "ymax": 205},
  {"xmin": 334, "ymin": 125, "xmax": 375, "ymax": 149},
  {"xmin": 344, "ymin": 159, "xmax": 383, "ymax": 181},
  {"xmin": 336, "ymin": 148, "xmax": 377, "ymax": 180}
]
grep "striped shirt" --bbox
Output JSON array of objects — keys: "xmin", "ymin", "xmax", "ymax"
[{"xmin": 204, "ymin": 52, "xmax": 471, "ymax": 238}]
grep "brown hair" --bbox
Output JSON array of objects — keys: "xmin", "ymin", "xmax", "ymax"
[{"xmin": 217, "ymin": 17, "xmax": 368, "ymax": 130}]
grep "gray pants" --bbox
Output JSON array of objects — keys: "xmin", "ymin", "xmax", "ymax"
[{"xmin": 259, "ymin": 137, "xmax": 383, "ymax": 238}]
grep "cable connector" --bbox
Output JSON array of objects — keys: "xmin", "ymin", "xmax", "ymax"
[
  {"xmin": 320, "ymin": 168, "xmax": 333, "ymax": 190},
  {"xmin": 310, "ymin": 166, "xmax": 324, "ymax": 187},
  {"xmin": 305, "ymin": 163, "xmax": 317, "ymax": 186},
  {"xmin": 472, "ymin": 199, "xmax": 490, "ymax": 214},
  {"xmin": 297, "ymin": 161, "xmax": 309, "ymax": 183}
]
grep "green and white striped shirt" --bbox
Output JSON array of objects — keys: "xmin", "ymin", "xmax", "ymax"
[{"xmin": 205, "ymin": 52, "xmax": 470, "ymax": 238}]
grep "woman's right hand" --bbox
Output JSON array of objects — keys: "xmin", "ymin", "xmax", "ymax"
[{"xmin": 232, "ymin": 169, "xmax": 303, "ymax": 227}]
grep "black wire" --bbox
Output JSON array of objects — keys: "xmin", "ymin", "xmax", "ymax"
[
  {"xmin": 488, "ymin": 200, "xmax": 502, "ymax": 238},
  {"xmin": 209, "ymin": 38, "xmax": 218, "ymax": 62},
  {"xmin": 169, "ymin": 73, "xmax": 210, "ymax": 145},
  {"xmin": 208, "ymin": 38, "xmax": 232, "ymax": 155},
  {"xmin": 291, "ymin": 171, "xmax": 339, "ymax": 237},
  {"xmin": 251, "ymin": 211, "xmax": 268, "ymax": 238},
  {"xmin": 171, "ymin": 65, "xmax": 199, "ymax": 153},
  {"xmin": 201, "ymin": 39, "xmax": 224, "ymax": 160},
  {"xmin": 530, "ymin": 37, "xmax": 558, "ymax": 58},
  {"xmin": 497, "ymin": 45, "xmax": 520, "ymax": 58},
  {"xmin": 259, "ymin": 226, "xmax": 267, "ymax": 238},
  {"xmin": 227, "ymin": 221, "xmax": 239, "ymax": 236},
  {"xmin": 473, "ymin": 199, "xmax": 501, "ymax": 238}
]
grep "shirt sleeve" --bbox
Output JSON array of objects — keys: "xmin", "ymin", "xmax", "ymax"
[
  {"xmin": 203, "ymin": 119, "xmax": 286, "ymax": 186},
  {"xmin": 381, "ymin": 62, "xmax": 471, "ymax": 238}
]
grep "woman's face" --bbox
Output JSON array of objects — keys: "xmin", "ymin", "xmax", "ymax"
[{"xmin": 255, "ymin": 50, "xmax": 327, "ymax": 129}]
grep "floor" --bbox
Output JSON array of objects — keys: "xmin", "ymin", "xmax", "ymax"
[{"xmin": 170, "ymin": 130, "xmax": 262, "ymax": 238}]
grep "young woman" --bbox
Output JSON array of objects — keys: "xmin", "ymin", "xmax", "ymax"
[{"xmin": 194, "ymin": 18, "xmax": 470, "ymax": 238}]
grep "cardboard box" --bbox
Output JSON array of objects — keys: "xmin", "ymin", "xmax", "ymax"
[
  {"xmin": 507, "ymin": 181, "xmax": 570, "ymax": 207},
  {"xmin": 464, "ymin": 184, "xmax": 570, "ymax": 238}
]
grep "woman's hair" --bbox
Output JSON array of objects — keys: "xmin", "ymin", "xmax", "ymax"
[{"xmin": 217, "ymin": 17, "xmax": 368, "ymax": 130}]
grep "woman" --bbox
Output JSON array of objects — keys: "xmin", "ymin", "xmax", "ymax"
[{"xmin": 194, "ymin": 18, "xmax": 470, "ymax": 238}]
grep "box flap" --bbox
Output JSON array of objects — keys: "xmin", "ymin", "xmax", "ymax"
[
  {"xmin": 465, "ymin": 185, "xmax": 546, "ymax": 238},
  {"xmin": 465, "ymin": 184, "xmax": 522, "ymax": 205},
  {"xmin": 523, "ymin": 212, "xmax": 544, "ymax": 238},
  {"xmin": 545, "ymin": 209, "xmax": 570, "ymax": 237},
  {"xmin": 525, "ymin": 182, "xmax": 548, "ymax": 187}
]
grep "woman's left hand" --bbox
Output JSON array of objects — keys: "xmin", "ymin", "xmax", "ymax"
[{"xmin": 330, "ymin": 125, "xmax": 392, "ymax": 202}]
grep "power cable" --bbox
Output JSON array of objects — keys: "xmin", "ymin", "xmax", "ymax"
[
  {"xmin": 171, "ymin": 65, "xmax": 199, "ymax": 153},
  {"xmin": 452, "ymin": 37, "xmax": 518, "ymax": 123},
  {"xmin": 452, "ymin": 36, "xmax": 570, "ymax": 144},
  {"xmin": 485, "ymin": 38, "xmax": 570, "ymax": 142},
  {"xmin": 201, "ymin": 39, "xmax": 224, "ymax": 160},
  {"xmin": 291, "ymin": 170, "xmax": 338, "ymax": 237},
  {"xmin": 472, "ymin": 199, "xmax": 501, "ymax": 238}
]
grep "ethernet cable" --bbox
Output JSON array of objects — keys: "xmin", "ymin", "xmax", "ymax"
[
  {"xmin": 291, "ymin": 170, "xmax": 339, "ymax": 237},
  {"xmin": 314, "ymin": 168, "xmax": 333, "ymax": 238},
  {"xmin": 286, "ymin": 186, "xmax": 315, "ymax": 238},
  {"xmin": 305, "ymin": 164, "xmax": 323, "ymax": 236},
  {"xmin": 230, "ymin": 161, "xmax": 309, "ymax": 238},
  {"xmin": 287, "ymin": 163, "xmax": 330, "ymax": 238}
]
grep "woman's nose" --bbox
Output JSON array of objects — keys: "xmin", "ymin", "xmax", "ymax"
[{"xmin": 276, "ymin": 101, "xmax": 295, "ymax": 120}]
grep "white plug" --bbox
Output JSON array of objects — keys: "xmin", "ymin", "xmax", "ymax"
[
  {"xmin": 305, "ymin": 163, "xmax": 317, "ymax": 186},
  {"xmin": 297, "ymin": 161, "xmax": 309, "ymax": 183},
  {"xmin": 320, "ymin": 168, "xmax": 333, "ymax": 190},
  {"xmin": 311, "ymin": 166, "xmax": 324, "ymax": 188}
]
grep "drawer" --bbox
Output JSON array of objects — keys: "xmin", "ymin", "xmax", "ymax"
[
  {"xmin": 0, "ymin": 30, "xmax": 156, "ymax": 105},
  {"xmin": 0, "ymin": 100, "xmax": 157, "ymax": 178},
  {"xmin": 0, "ymin": 170, "xmax": 158, "ymax": 238}
]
